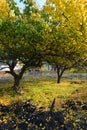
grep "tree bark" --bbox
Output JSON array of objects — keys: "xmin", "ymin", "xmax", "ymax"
[
  {"xmin": 13, "ymin": 66, "xmax": 26, "ymax": 93},
  {"xmin": 13, "ymin": 76, "xmax": 21, "ymax": 93},
  {"xmin": 57, "ymin": 75, "xmax": 61, "ymax": 83},
  {"xmin": 6, "ymin": 65, "xmax": 26, "ymax": 94},
  {"xmin": 56, "ymin": 66, "xmax": 65, "ymax": 83}
]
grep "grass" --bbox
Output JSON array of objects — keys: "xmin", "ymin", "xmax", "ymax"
[
  {"xmin": 0, "ymin": 73, "xmax": 87, "ymax": 130},
  {"xmin": 0, "ymin": 77, "xmax": 87, "ymax": 109}
]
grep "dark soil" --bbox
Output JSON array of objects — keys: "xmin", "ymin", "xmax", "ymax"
[{"xmin": 0, "ymin": 100, "xmax": 87, "ymax": 130}]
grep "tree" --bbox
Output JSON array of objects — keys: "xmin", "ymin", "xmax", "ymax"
[
  {"xmin": 44, "ymin": 30, "xmax": 83, "ymax": 83},
  {"xmin": 0, "ymin": 0, "xmax": 44, "ymax": 93},
  {"xmin": 42, "ymin": 0, "xmax": 87, "ymax": 83}
]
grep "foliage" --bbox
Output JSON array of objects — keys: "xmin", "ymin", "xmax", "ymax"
[
  {"xmin": 41, "ymin": 0, "xmax": 87, "ymax": 83},
  {"xmin": 0, "ymin": 0, "xmax": 10, "ymax": 21},
  {"xmin": 0, "ymin": 0, "xmax": 19, "ymax": 23},
  {"xmin": 0, "ymin": 0, "xmax": 45, "ymax": 92}
]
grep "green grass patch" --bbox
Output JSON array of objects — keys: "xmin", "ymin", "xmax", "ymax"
[{"xmin": 0, "ymin": 78, "xmax": 87, "ymax": 109}]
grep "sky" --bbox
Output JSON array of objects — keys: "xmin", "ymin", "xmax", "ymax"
[
  {"xmin": 15, "ymin": 0, "xmax": 46, "ymax": 9},
  {"xmin": 35, "ymin": 0, "xmax": 46, "ymax": 8}
]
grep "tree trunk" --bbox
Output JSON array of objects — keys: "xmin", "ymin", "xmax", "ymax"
[
  {"xmin": 6, "ymin": 64, "xmax": 27, "ymax": 94},
  {"xmin": 13, "ymin": 76, "xmax": 21, "ymax": 93},
  {"xmin": 56, "ymin": 66, "xmax": 65, "ymax": 83},
  {"xmin": 57, "ymin": 75, "xmax": 61, "ymax": 83}
]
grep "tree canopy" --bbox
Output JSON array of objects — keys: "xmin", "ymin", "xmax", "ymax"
[
  {"xmin": 0, "ymin": 0, "xmax": 45, "ymax": 92},
  {"xmin": 0, "ymin": 0, "xmax": 87, "ymax": 92},
  {"xmin": 41, "ymin": 0, "xmax": 87, "ymax": 82}
]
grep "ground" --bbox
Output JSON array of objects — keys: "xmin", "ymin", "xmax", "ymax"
[{"xmin": 0, "ymin": 71, "xmax": 87, "ymax": 129}]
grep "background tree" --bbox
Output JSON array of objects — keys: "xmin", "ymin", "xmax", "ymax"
[{"xmin": 42, "ymin": 0, "xmax": 87, "ymax": 83}]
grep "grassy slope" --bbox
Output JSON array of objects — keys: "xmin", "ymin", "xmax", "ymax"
[{"xmin": 0, "ymin": 78, "xmax": 87, "ymax": 109}]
